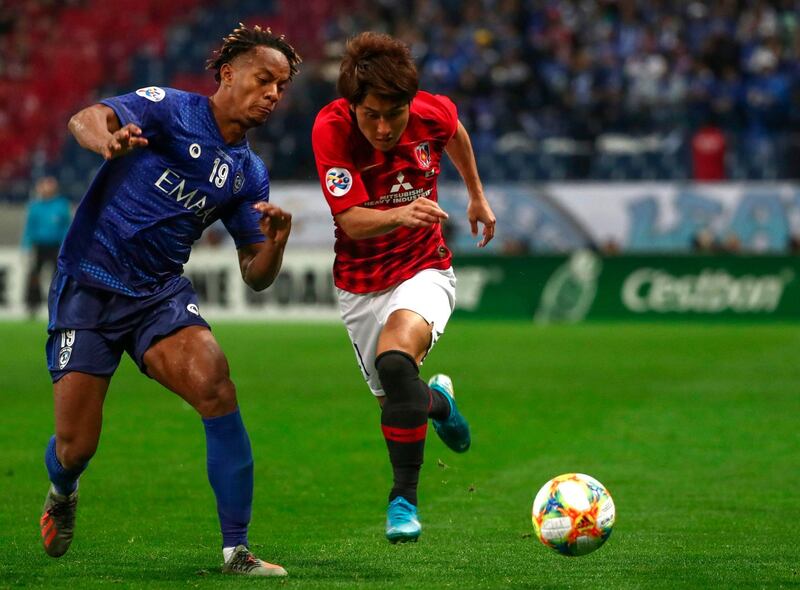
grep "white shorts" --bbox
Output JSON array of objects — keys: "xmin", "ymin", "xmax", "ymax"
[{"xmin": 337, "ymin": 267, "xmax": 457, "ymax": 397}]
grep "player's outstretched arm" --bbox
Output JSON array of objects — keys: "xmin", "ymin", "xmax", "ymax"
[
  {"xmin": 445, "ymin": 121, "xmax": 496, "ymax": 247},
  {"xmin": 237, "ymin": 202, "xmax": 292, "ymax": 291},
  {"xmin": 334, "ymin": 198, "xmax": 448, "ymax": 240},
  {"xmin": 68, "ymin": 104, "xmax": 148, "ymax": 160}
]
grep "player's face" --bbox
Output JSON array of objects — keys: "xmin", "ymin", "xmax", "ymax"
[
  {"xmin": 229, "ymin": 46, "xmax": 291, "ymax": 128},
  {"xmin": 352, "ymin": 94, "xmax": 410, "ymax": 152}
]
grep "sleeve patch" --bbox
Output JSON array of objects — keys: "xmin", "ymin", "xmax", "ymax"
[
  {"xmin": 135, "ymin": 87, "xmax": 165, "ymax": 102},
  {"xmin": 325, "ymin": 167, "xmax": 353, "ymax": 197}
]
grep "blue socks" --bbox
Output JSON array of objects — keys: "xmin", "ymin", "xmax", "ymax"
[
  {"xmin": 203, "ymin": 408, "xmax": 254, "ymax": 548},
  {"xmin": 44, "ymin": 435, "xmax": 87, "ymax": 496}
]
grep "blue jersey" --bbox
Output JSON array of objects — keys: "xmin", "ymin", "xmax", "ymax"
[{"xmin": 57, "ymin": 87, "xmax": 267, "ymax": 297}]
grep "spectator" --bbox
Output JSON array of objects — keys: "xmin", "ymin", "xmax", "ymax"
[
  {"xmin": 21, "ymin": 176, "xmax": 71, "ymax": 317},
  {"xmin": 691, "ymin": 116, "xmax": 727, "ymax": 181}
]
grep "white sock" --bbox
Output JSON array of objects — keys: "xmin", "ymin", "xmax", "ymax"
[{"xmin": 223, "ymin": 546, "xmax": 236, "ymax": 563}]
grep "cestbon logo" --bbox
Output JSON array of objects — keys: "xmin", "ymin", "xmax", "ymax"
[
  {"xmin": 326, "ymin": 167, "xmax": 352, "ymax": 197},
  {"xmin": 187, "ymin": 303, "xmax": 200, "ymax": 316},
  {"xmin": 136, "ymin": 86, "xmax": 166, "ymax": 102}
]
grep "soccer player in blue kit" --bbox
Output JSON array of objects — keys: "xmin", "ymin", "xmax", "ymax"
[{"xmin": 38, "ymin": 25, "xmax": 301, "ymax": 576}]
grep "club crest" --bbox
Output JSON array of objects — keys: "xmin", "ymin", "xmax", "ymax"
[
  {"xmin": 233, "ymin": 170, "xmax": 244, "ymax": 193},
  {"xmin": 414, "ymin": 142, "xmax": 431, "ymax": 169}
]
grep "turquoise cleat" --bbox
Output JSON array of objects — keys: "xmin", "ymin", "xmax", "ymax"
[
  {"xmin": 385, "ymin": 497, "xmax": 421, "ymax": 543},
  {"xmin": 428, "ymin": 374, "xmax": 471, "ymax": 453}
]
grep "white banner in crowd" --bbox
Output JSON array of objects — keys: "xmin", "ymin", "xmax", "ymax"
[
  {"xmin": 199, "ymin": 181, "xmax": 800, "ymax": 254},
  {"xmin": 0, "ymin": 248, "xmax": 341, "ymax": 321},
  {"xmin": 3, "ymin": 182, "xmax": 800, "ymax": 319},
  {"xmin": 438, "ymin": 182, "xmax": 800, "ymax": 253}
]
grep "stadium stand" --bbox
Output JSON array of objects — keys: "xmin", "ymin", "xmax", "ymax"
[{"xmin": 2, "ymin": 0, "xmax": 800, "ymax": 202}]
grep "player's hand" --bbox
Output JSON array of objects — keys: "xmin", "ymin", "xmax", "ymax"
[
  {"xmin": 253, "ymin": 201, "xmax": 292, "ymax": 246},
  {"xmin": 102, "ymin": 124, "xmax": 148, "ymax": 160},
  {"xmin": 397, "ymin": 197, "xmax": 448, "ymax": 229},
  {"xmin": 467, "ymin": 193, "xmax": 496, "ymax": 247}
]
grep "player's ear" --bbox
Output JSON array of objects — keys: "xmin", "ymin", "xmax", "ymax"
[{"xmin": 219, "ymin": 62, "xmax": 234, "ymax": 87}]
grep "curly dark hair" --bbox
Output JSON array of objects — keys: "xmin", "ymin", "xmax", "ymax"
[
  {"xmin": 207, "ymin": 23, "xmax": 302, "ymax": 82},
  {"xmin": 337, "ymin": 32, "xmax": 418, "ymax": 105}
]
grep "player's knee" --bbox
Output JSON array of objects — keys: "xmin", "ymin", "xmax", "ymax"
[
  {"xmin": 193, "ymin": 375, "xmax": 237, "ymax": 418},
  {"xmin": 57, "ymin": 435, "xmax": 97, "ymax": 470},
  {"xmin": 376, "ymin": 350, "xmax": 424, "ymax": 403}
]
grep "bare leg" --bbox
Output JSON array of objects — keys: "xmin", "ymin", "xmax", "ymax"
[
  {"xmin": 41, "ymin": 372, "xmax": 110, "ymax": 557},
  {"xmin": 143, "ymin": 326, "xmax": 255, "ymax": 556},
  {"xmin": 143, "ymin": 325, "xmax": 237, "ymax": 417},
  {"xmin": 52, "ymin": 372, "xmax": 111, "ymax": 470}
]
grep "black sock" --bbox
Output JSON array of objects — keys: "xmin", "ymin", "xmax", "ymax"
[
  {"xmin": 376, "ymin": 350, "xmax": 429, "ymax": 506},
  {"xmin": 428, "ymin": 388, "xmax": 450, "ymax": 421}
]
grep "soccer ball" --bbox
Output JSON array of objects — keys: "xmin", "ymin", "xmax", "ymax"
[{"xmin": 531, "ymin": 473, "xmax": 615, "ymax": 557}]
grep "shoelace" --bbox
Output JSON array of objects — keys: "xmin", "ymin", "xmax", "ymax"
[
  {"xmin": 231, "ymin": 550, "xmax": 261, "ymax": 572},
  {"xmin": 389, "ymin": 502, "xmax": 415, "ymax": 523},
  {"xmin": 47, "ymin": 496, "xmax": 77, "ymax": 522}
]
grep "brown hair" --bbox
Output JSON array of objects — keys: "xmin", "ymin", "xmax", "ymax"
[
  {"xmin": 207, "ymin": 23, "xmax": 302, "ymax": 82},
  {"xmin": 337, "ymin": 32, "xmax": 418, "ymax": 105}
]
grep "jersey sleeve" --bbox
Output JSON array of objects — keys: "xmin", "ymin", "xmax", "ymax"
[
  {"xmin": 311, "ymin": 108, "xmax": 370, "ymax": 216},
  {"xmin": 100, "ymin": 86, "xmax": 174, "ymax": 139},
  {"xmin": 219, "ymin": 155, "xmax": 268, "ymax": 249},
  {"xmin": 428, "ymin": 94, "xmax": 459, "ymax": 142}
]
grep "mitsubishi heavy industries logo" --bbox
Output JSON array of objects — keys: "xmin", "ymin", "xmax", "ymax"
[
  {"xmin": 363, "ymin": 171, "xmax": 434, "ymax": 207},
  {"xmin": 390, "ymin": 172, "xmax": 413, "ymax": 193}
]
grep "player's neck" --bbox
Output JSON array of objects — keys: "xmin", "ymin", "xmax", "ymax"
[{"xmin": 208, "ymin": 95, "xmax": 247, "ymax": 145}]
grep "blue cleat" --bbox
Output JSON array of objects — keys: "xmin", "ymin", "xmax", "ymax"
[
  {"xmin": 385, "ymin": 497, "xmax": 421, "ymax": 543},
  {"xmin": 428, "ymin": 374, "xmax": 471, "ymax": 453}
]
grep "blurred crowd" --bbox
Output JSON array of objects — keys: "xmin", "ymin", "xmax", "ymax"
[
  {"xmin": 252, "ymin": 0, "xmax": 800, "ymax": 182},
  {"xmin": 2, "ymin": 0, "xmax": 800, "ymax": 198}
]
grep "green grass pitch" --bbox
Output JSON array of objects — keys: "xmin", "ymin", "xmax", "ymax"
[{"xmin": 1, "ymin": 320, "xmax": 798, "ymax": 589}]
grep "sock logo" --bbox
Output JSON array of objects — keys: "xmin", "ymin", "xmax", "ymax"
[{"xmin": 58, "ymin": 330, "xmax": 75, "ymax": 369}]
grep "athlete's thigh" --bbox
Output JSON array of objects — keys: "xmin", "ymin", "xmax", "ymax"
[
  {"xmin": 142, "ymin": 325, "xmax": 234, "ymax": 410},
  {"xmin": 54, "ymin": 372, "xmax": 111, "ymax": 425},
  {"xmin": 376, "ymin": 268, "xmax": 457, "ymax": 363},
  {"xmin": 376, "ymin": 309, "xmax": 432, "ymax": 363}
]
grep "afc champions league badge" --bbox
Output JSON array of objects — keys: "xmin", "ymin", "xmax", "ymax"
[
  {"xmin": 325, "ymin": 167, "xmax": 352, "ymax": 197},
  {"xmin": 135, "ymin": 86, "xmax": 165, "ymax": 102},
  {"xmin": 414, "ymin": 142, "xmax": 431, "ymax": 169},
  {"xmin": 58, "ymin": 329, "xmax": 75, "ymax": 370}
]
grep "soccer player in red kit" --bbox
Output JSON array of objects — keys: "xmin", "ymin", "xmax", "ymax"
[{"xmin": 312, "ymin": 32, "xmax": 496, "ymax": 543}]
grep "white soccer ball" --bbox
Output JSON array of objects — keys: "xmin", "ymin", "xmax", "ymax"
[{"xmin": 531, "ymin": 473, "xmax": 615, "ymax": 556}]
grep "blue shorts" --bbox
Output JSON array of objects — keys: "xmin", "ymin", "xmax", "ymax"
[{"xmin": 46, "ymin": 272, "xmax": 210, "ymax": 382}]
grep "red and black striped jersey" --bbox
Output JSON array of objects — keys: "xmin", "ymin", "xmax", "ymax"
[{"xmin": 312, "ymin": 91, "xmax": 458, "ymax": 293}]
